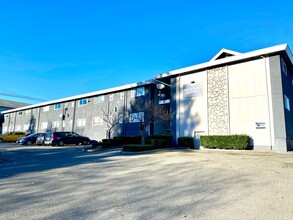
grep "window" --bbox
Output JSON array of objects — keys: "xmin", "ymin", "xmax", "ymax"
[
  {"xmin": 94, "ymin": 95, "xmax": 105, "ymax": 104},
  {"xmin": 52, "ymin": 121, "xmax": 60, "ymax": 128},
  {"xmin": 41, "ymin": 122, "xmax": 48, "ymax": 129},
  {"xmin": 2, "ymin": 126, "xmax": 7, "ymax": 133},
  {"xmin": 79, "ymin": 99, "xmax": 88, "ymax": 106},
  {"xmin": 17, "ymin": 111, "xmax": 23, "ymax": 116},
  {"xmin": 43, "ymin": 106, "xmax": 49, "ymax": 112},
  {"xmin": 24, "ymin": 124, "xmax": 29, "ymax": 130},
  {"xmin": 284, "ymin": 95, "xmax": 290, "ymax": 111},
  {"xmin": 129, "ymin": 112, "xmax": 144, "ymax": 123},
  {"xmin": 15, "ymin": 125, "xmax": 21, "ymax": 131},
  {"xmin": 131, "ymin": 87, "xmax": 145, "ymax": 97},
  {"xmin": 109, "ymin": 94, "xmax": 114, "ymax": 101},
  {"xmin": 92, "ymin": 117, "xmax": 103, "ymax": 125},
  {"xmin": 120, "ymin": 92, "xmax": 125, "ymax": 100},
  {"xmin": 77, "ymin": 118, "xmax": 86, "ymax": 126},
  {"xmin": 281, "ymin": 58, "xmax": 287, "ymax": 76},
  {"xmin": 54, "ymin": 103, "xmax": 61, "ymax": 110},
  {"xmin": 119, "ymin": 114, "xmax": 124, "ymax": 123}
]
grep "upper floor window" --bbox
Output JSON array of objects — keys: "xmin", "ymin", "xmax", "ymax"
[
  {"xmin": 54, "ymin": 103, "xmax": 61, "ymax": 110},
  {"xmin": 17, "ymin": 111, "xmax": 23, "ymax": 116},
  {"xmin": 94, "ymin": 95, "xmax": 105, "ymax": 104},
  {"xmin": 25, "ymin": 110, "xmax": 31, "ymax": 115},
  {"xmin": 43, "ymin": 106, "xmax": 49, "ymax": 112},
  {"xmin": 281, "ymin": 58, "xmax": 287, "ymax": 76},
  {"xmin": 109, "ymin": 94, "xmax": 114, "ymax": 101},
  {"xmin": 79, "ymin": 99, "xmax": 88, "ymax": 106},
  {"xmin": 131, "ymin": 87, "xmax": 145, "ymax": 97},
  {"xmin": 284, "ymin": 95, "xmax": 290, "ymax": 111},
  {"xmin": 129, "ymin": 112, "xmax": 144, "ymax": 123},
  {"xmin": 120, "ymin": 92, "xmax": 125, "ymax": 100}
]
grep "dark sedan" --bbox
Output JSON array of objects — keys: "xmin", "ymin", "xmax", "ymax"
[{"xmin": 17, "ymin": 133, "xmax": 45, "ymax": 145}]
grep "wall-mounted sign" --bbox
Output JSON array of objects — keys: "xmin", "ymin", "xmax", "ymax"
[
  {"xmin": 256, "ymin": 122, "xmax": 266, "ymax": 129},
  {"xmin": 183, "ymin": 81, "xmax": 203, "ymax": 98}
]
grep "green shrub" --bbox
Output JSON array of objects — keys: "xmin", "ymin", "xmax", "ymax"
[
  {"xmin": 113, "ymin": 136, "xmax": 142, "ymax": 145},
  {"xmin": 146, "ymin": 135, "xmax": 172, "ymax": 148},
  {"xmin": 123, "ymin": 144, "xmax": 155, "ymax": 152},
  {"xmin": 178, "ymin": 137, "xmax": 194, "ymax": 148},
  {"xmin": 200, "ymin": 135, "xmax": 250, "ymax": 150}
]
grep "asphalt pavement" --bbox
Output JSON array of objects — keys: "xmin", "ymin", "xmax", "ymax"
[{"xmin": 1, "ymin": 143, "xmax": 293, "ymax": 220}]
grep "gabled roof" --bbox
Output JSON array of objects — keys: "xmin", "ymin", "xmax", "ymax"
[
  {"xmin": 210, "ymin": 48, "xmax": 241, "ymax": 61},
  {"xmin": 156, "ymin": 44, "xmax": 293, "ymax": 79}
]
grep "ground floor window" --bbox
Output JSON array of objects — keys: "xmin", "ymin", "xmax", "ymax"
[{"xmin": 284, "ymin": 94, "xmax": 290, "ymax": 111}]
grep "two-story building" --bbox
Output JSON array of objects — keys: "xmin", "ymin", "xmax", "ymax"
[{"xmin": 2, "ymin": 44, "xmax": 293, "ymax": 151}]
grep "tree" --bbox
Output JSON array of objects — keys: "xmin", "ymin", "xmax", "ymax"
[
  {"xmin": 129, "ymin": 101, "xmax": 172, "ymax": 144},
  {"xmin": 102, "ymin": 107, "xmax": 120, "ymax": 142}
]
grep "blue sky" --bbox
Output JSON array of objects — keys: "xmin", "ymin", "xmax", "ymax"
[{"xmin": 1, "ymin": 0, "xmax": 293, "ymax": 104}]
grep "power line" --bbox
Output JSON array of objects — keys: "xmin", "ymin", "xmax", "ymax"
[{"xmin": 0, "ymin": 92, "xmax": 46, "ymax": 102}]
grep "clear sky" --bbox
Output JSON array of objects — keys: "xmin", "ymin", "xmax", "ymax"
[{"xmin": 1, "ymin": 0, "xmax": 293, "ymax": 104}]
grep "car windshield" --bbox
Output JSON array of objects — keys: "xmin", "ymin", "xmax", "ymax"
[{"xmin": 27, "ymin": 133, "xmax": 36, "ymax": 138}]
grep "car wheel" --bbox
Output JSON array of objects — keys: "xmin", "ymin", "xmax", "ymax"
[
  {"xmin": 27, "ymin": 140, "xmax": 33, "ymax": 145},
  {"xmin": 58, "ymin": 140, "xmax": 64, "ymax": 146},
  {"xmin": 0, "ymin": 138, "xmax": 3, "ymax": 143},
  {"xmin": 82, "ymin": 140, "xmax": 89, "ymax": 145}
]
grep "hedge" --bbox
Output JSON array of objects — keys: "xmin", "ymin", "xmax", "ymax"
[
  {"xmin": 178, "ymin": 137, "xmax": 194, "ymax": 148},
  {"xmin": 146, "ymin": 135, "xmax": 172, "ymax": 148},
  {"xmin": 200, "ymin": 135, "xmax": 250, "ymax": 150},
  {"xmin": 123, "ymin": 144, "xmax": 155, "ymax": 152}
]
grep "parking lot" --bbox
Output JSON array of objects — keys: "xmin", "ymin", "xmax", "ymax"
[{"xmin": 1, "ymin": 143, "xmax": 293, "ymax": 220}]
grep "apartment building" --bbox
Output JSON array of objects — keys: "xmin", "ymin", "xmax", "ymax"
[{"xmin": 2, "ymin": 44, "xmax": 293, "ymax": 151}]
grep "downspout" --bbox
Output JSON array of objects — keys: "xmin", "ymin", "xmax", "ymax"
[
  {"xmin": 37, "ymin": 108, "xmax": 41, "ymax": 132},
  {"xmin": 263, "ymin": 56, "xmax": 273, "ymax": 150},
  {"xmin": 72, "ymin": 101, "xmax": 77, "ymax": 132}
]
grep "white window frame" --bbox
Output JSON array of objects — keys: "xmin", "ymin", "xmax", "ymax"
[
  {"xmin": 284, "ymin": 94, "xmax": 290, "ymax": 111},
  {"xmin": 52, "ymin": 121, "xmax": 60, "ymax": 128},
  {"xmin": 92, "ymin": 117, "xmax": 103, "ymax": 125},
  {"xmin": 24, "ymin": 124, "xmax": 29, "ymax": 130},
  {"xmin": 54, "ymin": 103, "xmax": 61, "ymax": 110},
  {"xmin": 25, "ymin": 110, "xmax": 31, "ymax": 115},
  {"xmin": 79, "ymin": 99, "xmax": 88, "ymax": 106},
  {"xmin": 41, "ymin": 122, "xmax": 48, "ymax": 129},
  {"xmin": 94, "ymin": 95, "xmax": 105, "ymax": 104},
  {"xmin": 109, "ymin": 94, "xmax": 114, "ymax": 102},
  {"xmin": 43, "ymin": 106, "xmax": 49, "ymax": 112},
  {"xmin": 77, "ymin": 118, "xmax": 86, "ymax": 127},
  {"xmin": 129, "ymin": 112, "xmax": 144, "ymax": 123},
  {"xmin": 15, "ymin": 125, "xmax": 21, "ymax": 131},
  {"xmin": 131, "ymin": 87, "xmax": 145, "ymax": 97},
  {"xmin": 120, "ymin": 92, "xmax": 125, "ymax": 100}
]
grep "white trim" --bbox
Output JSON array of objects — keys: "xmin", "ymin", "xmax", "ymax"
[
  {"xmin": 210, "ymin": 48, "xmax": 241, "ymax": 61},
  {"xmin": 1, "ymin": 80, "xmax": 154, "ymax": 114},
  {"xmin": 155, "ymin": 44, "xmax": 290, "ymax": 79}
]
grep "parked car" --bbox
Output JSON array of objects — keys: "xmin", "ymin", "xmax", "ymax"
[
  {"xmin": 36, "ymin": 133, "xmax": 46, "ymax": 146},
  {"xmin": 0, "ymin": 132, "xmax": 27, "ymax": 143},
  {"xmin": 17, "ymin": 133, "xmax": 45, "ymax": 145},
  {"xmin": 44, "ymin": 132, "xmax": 90, "ymax": 146}
]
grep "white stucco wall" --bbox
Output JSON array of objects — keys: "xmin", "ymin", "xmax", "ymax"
[
  {"xmin": 228, "ymin": 58, "xmax": 272, "ymax": 150},
  {"xmin": 176, "ymin": 71, "xmax": 208, "ymax": 139}
]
